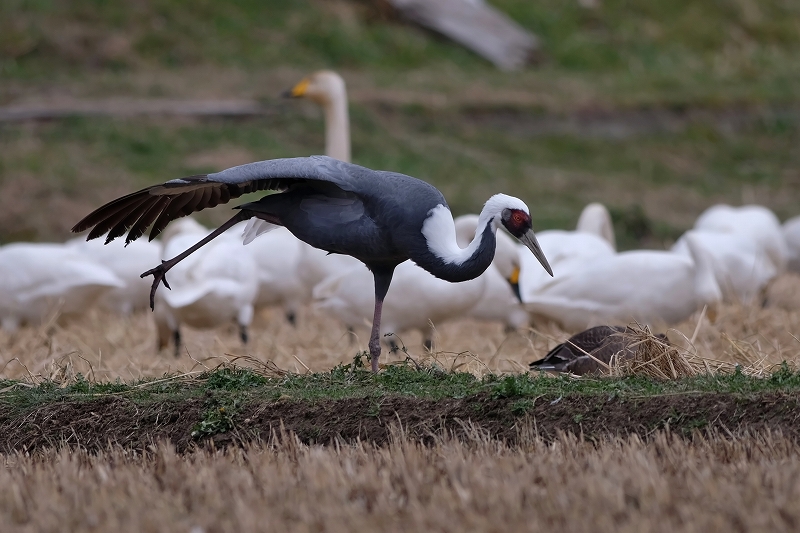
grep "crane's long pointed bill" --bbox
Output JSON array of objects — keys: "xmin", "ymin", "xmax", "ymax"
[{"xmin": 520, "ymin": 229, "xmax": 553, "ymax": 277}]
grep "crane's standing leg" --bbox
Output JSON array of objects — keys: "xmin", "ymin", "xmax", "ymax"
[{"xmin": 369, "ymin": 267, "xmax": 395, "ymax": 373}]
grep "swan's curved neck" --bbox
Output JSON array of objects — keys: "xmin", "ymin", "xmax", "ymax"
[
  {"xmin": 683, "ymin": 232, "xmax": 722, "ymax": 305},
  {"xmin": 323, "ymin": 88, "xmax": 350, "ymax": 163}
]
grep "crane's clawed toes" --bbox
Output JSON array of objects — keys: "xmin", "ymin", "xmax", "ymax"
[{"xmin": 141, "ymin": 262, "xmax": 172, "ymax": 311}]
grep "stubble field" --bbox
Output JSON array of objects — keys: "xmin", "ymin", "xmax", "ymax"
[{"xmin": 1, "ymin": 282, "xmax": 800, "ymax": 531}]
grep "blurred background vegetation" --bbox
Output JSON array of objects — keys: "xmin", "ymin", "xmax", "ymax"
[{"xmin": 1, "ymin": 0, "xmax": 798, "ymax": 248}]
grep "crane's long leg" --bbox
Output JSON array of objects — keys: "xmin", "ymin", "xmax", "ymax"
[
  {"xmin": 368, "ymin": 299, "xmax": 384, "ymax": 373},
  {"xmin": 141, "ymin": 212, "xmax": 250, "ymax": 309},
  {"xmin": 141, "ymin": 211, "xmax": 281, "ymax": 310},
  {"xmin": 369, "ymin": 267, "xmax": 395, "ymax": 373}
]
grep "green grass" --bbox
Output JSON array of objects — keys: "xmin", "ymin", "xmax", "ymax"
[
  {"xmin": 3, "ymin": 362, "xmax": 799, "ymax": 440},
  {"xmin": 2, "ymin": 362, "xmax": 800, "ymax": 416},
  {"xmin": 3, "ymin": 0, "xmax": 800, "ymax": 106}
]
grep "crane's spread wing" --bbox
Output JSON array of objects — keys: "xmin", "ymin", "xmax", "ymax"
[{"xmin": 72, "ymin": 156, "xmax": 366, "ymax": 244}]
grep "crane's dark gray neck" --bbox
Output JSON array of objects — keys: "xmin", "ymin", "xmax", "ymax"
[{"xmin": 416, "ymin": 205, "xmax": 497, "ymax": 282}]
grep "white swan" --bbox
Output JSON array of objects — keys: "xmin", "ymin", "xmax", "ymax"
[
  {"xmin": 286, "ymin": 70, "xmax": 350, "ymax": 163},
  {"xmin": 783, "ymin": 215, "xmax": 800, "ymax": 273},
  {"xmin": 694, "ymin": 204, "xmax": 788, "ymax": 274},
  {"xmin": 313, "ymin": 215, "xmax": 522, "ymax": 348},
  {"xmin": 576, "ymin": 202, "xmax": 616, "ymax": 250},
  {"xmin": 153, "ymin": 219, "xmax": 258, "ymax": 354},
  {"xmin": 66, "ymin": 236, "xmax": 162, "ymax": 314},
  {"xmin": 282, "ymin": 68, "xmax": 359, "ymax": 294},
  {"xmin": 519, "ymin": 202, "xmax": 617, "ymax": 301},
  {"xmin": 523, "ymin": 232, "xmax": 721, "ymax": 330},
  {"xmin": 235, "ymin": 226, "xmax": 314, "ymax": 324},
  {"xmin": 0, "ymin": 243, "xmax": 123, "ymax": 330},
  {"xmin": 518, "ymin": 225, "xmax": 616, "ymax": 303},
  {"xmin": 234, "ymin": 71, "xmax": 356, "ymax": 321},
  {"xmin": 671, "ymin": 230, "xmax": 778, "ymax": 304}
]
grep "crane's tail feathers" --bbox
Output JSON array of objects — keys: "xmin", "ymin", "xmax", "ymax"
[{"xmin": 242, "ymin": 218, "xmax": 279, "ymax": 245}]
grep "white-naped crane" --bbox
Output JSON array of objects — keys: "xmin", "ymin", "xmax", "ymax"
[{"xmin": 72, "ymin": 155, "xmax": 553, "ymax": 372}]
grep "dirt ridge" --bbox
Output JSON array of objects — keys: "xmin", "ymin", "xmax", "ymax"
[{"xmin": 1, "ymin": 391, "xmax": 799, "ymax": 453}]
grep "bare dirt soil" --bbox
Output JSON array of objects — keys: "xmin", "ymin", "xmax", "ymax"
[{"xmin": 2, "ymin": 390, "xmax": 799, "ymax": 454}]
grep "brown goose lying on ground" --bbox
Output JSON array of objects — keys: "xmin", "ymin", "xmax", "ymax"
[{"xmin": 529, "ymin": 325, "xmax": 668, "ymax": 375}]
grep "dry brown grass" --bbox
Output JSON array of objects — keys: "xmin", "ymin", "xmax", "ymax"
[
  {"xmin": 0, "ymin": 305, "xmax": 542, "ymax": 382},
  {"xmin": 3, "ymin": 275, "xmax": 800, "ymax": 382},
  {"xmin": 1, "ymin": 429, "xmax": 799, "ymax": 532}
]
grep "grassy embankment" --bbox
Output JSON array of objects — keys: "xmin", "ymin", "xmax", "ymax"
[{"xmin": 0, "ymin": 362, "xmax": 799, "ymax": 452}]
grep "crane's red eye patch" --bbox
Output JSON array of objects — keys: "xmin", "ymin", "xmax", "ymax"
[
  {"xmin": 502, "ymin": 209, "xmax": 531, "ymax": 237},
  {"xmin": 506, "ymin": 209, "xmax": 531, "ymax": 230}
]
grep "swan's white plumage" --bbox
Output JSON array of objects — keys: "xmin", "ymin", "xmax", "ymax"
[
  {"xmin": 0, "ymin": 243, "xmax": 124, "ymax": 330},
  {"xmin": 297, "ymin": 245, "xmax": 362, "ymax": 292},
  {"xmin": 313, "ymin": 259, "xmax": 486, "ymax": 342},
  {"xmin": 518, "ymin": 230, "xmax": 615, "ymax": 301},
  {"xmin": 670, "ymin": 203, "xmax": 789, "ymax": 303},
  {"xmin": 694, "ymin": 204, "xmax": 788, "ymax": 274},
  {"xmin": 671, "ymin": 230, "xmax": 777, "ymax": 304},
  {"xmin": 523, "ymin": 232, "xmax": 721, "ymax": 330},
  {"xmin": 290, "ymin": 70, "xmax": 350, "ymax": 163},
  {"xmin": 66, "ymin": 236, "xmax": 162, "ymax": 314},
  {"xmin": 783, "ymin": 215, "xmax": 800, "ymax": 273}
]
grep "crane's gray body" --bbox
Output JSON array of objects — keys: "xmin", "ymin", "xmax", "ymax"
[{"xmin": 214, "ymin": 156, "xmax": 497, "ymax": 281}]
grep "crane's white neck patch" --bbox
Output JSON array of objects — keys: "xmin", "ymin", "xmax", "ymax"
[
  {"xmin": 421, "ymin": 205, "xmax": 487, "ymax": 266},
  {"xmin": 420, "ymin": 194, "xmax": 531, "ymax": 266}
]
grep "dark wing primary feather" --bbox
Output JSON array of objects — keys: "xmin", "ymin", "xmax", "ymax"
[{"xmin": 71, "ymin": 156, "xmax": 369, "ymax": 244}]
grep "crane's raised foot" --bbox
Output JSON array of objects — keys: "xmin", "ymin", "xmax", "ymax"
[{"xmin": 141, "ymin": 260, "xmax": 173, "ymax": 311}]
